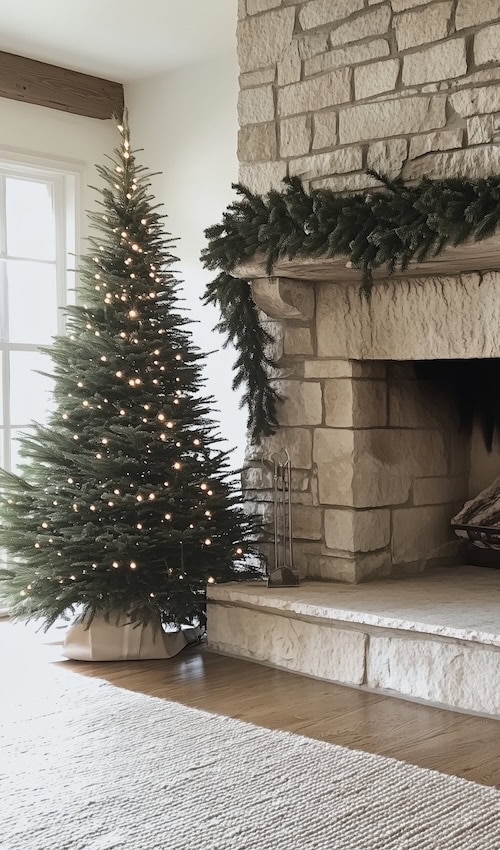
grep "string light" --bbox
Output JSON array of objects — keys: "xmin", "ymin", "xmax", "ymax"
[
  {"xmin": 173, "ymin": 462, "xmax": 181, "ymax": 470},
  {"xmin": 208, "ymin": 577, "xmax": 215, "ymax": 584},
  {"xmin": 130, "ymin": 561, "xmax": 137, "ymax": 570},
  {"xmin": 204, "ymin": 539, "xmax": 212, "ymax": 546}
]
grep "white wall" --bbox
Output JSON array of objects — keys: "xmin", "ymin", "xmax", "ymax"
[
  {"xmin": 126, "ymin": 52, "xmax": 245, "ymax": 466},
  {"xmin": 0, "ymin": 97, "xmax": 116, "ymax": 246}
]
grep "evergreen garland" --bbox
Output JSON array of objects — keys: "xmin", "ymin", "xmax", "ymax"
[{"xmin": 202, "ymin": 172, "xmax": 500, "ymax": 443}]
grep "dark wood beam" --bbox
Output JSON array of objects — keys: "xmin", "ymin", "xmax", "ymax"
[{"xmin": 0, "ymin": 51, "xmax": 124, "ymax": 120}]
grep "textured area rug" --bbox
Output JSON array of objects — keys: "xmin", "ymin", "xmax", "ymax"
[{"xmin": 1, "ymin": 666, "xmax": 500, "ymax": 850}]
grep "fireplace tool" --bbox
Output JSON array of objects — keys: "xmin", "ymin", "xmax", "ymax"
[{"xmin": 268, "ymin": 449, "xmax": 300, "ymax": 587}]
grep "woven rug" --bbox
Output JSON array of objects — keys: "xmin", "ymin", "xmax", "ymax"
[{"xmin": 1, "ymin": 667, "xmax": 500, "ymax": 850}]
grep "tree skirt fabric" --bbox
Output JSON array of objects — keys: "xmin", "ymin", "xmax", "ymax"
[{"xmin": 1, "ymin": 666, "xmax": 499, "ymax": 850}]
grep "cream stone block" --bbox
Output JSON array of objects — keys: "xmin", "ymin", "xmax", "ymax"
[
  {"xmin": 241, "ymin": 465, "xmax": 274, "ymax": 491},
  {"xmin": 467, "ymin": 114, "xmax": 495, "ymax": 144},
  {"xmin": 283, "ymin": 326, "xmax": 314, "ymax": 356},
  {"xmin": 330, "ymin": 6, "xmax": 391, "ymax": 47},
  {"xmin": 402, "ymin": 39, "xmax": 466, "ymax": 87},
  {"xmin": 403, "ymin": 145, "xmax": 500, "ymax": 180},
  {"xmin": 280, "ymin": 116, "xmax": 311, "ymax": 158},
  {"xmin": 449, "ymin": 85, "xmax": 500, "ymax": 116},
  {"xmin": 312, "ymin": 110, "xmax": 337, "ymax": 149},
  {"xmin": 247, "ymin": 0, "xmax": 280, "ymax": 13},
  {"xmin": 310, "ymin": 550, "xmax": 391, "ymax": 582},
  {"xmin": 475, "ymin": 22, "xmax": 500, "ymax": 66},
  {"xmin": 456, "ymin": 0, "xmax": 500, "ymax": 28},
  {"xmin": 238, "ymin": 0, "xmax": 246, "ymax": 19},
  {"xmin": 251, "ymin": 278, "xmax": 315, "ymax": 322},
  {"xmin": 298, "ymin": 33, "xmax": 329, "ymax": 60},
  {"xmin": 278, "ymin": 380, "xmax": 322, "ymax": 426},
  {"xmin": 355, "ymin": 59, "xmax": 400, "ymax": 101},
  {"xmin": 316, "ymin": 273, "xmax": 500, "ymax": 361},
  {"xmin": 246, "ymin": 427, "xmax": 313, "ymax": 469},
  {"xmin": 325, "ymin": 508, "xmax": 391, "ymax": 553},
  {"xmin": 339, "ymin": 96, "xmax": 446, "ymax": 144},
  {"xmin": 277, "ymin": 42, "xmax": 301, "ymax": 87},
  {"xmin": 238, "ymin": 123, "xmax": 277, "ymax": 162},
  {"xmin": 313, "ymin": 428, "xmax": 355, "ymax": 506},
  {"xmin": 238, "ymin": 86, "xmax": 274, "ymax": 126},
  {"xmin": 392, "ymin": 505, "xmax": 456, "ymax": 564},
  {"xmin": 292, "ymin": 505, "xmax": 322, "ymax": 540},
  {"xmin": 312, "ymin": 173, "xmax": 380, "ymax": 193},
  {"xmin": 208, "ymin": 602, "xmax": 367, "ymax": 685},
  {"xmin": 304, "ymin": 360, "xmax": 352, "ymax": 379},
  {"xmin": 395, "ymin": 2, "xmax": 453, "ymax": 51},
  {"xmin": 305, "ymin": 40, "xmax": 389, "ymax": 76},
  {"xmin": 240, "ymin": 68, "xmax": 276, "ymax": 88},
  {"xmin": 366, "ymin": 139, "xmax": 407, "ymax": 178},
  {"xmin": 237, "ymin": 7, "xmax": 295, "ymax": 72},
  {"xmin": 392, "ymin": 0, "xmax": 434, "ymax": 9},
  {"xmin": 288, "ymin": 148, "xmax": 362, "ymax": 180},
  {"xmin": 278, "ymin": 70, "xmax": 351, "ymax": 117},
  {"xmin": 412, "ymin": 476, "xmax": 467, "ymax": 506},
  {"xmin": 239, "ymin": 161, "xmax": 287, "ymax": 194},
  {"xmin": 324, "ymin": 379, "xmax": 387, "ymax": 428},
  {"xmin": 367, "ymin": 635, "xmax": 500, "ymax": 715},
  {"xmin": 408, "ymin": 129, "xmax": 463, "ymax": 159},
  {"xmin": 299, "ymin": 0, "xmax": 364, "ymax": 29}
]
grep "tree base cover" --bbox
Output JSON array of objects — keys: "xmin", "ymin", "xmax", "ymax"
[{"xmin": 202, "ymin": 172, "xmax": 500, "ymax": 445}]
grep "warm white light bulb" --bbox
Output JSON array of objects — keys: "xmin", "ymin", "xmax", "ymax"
[{"xmin": 130, "ymin": 561, "xmax": 137, "ymax": 569}]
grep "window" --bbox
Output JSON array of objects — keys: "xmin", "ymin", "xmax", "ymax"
[{"xmin": 0, "ymin": 159, "xmax": 77, "ymax": 472}]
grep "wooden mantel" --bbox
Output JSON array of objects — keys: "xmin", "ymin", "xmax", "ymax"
[{"xmin": 233, "ymin": 232, "xmax": 500, "ymax": 283}]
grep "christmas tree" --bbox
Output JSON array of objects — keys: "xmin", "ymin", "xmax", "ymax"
[{"xmin": 0, "ymin": 113, "xmax": 260, "ymax": 631}]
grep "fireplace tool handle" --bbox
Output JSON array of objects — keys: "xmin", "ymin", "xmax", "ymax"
[{"xmin": 269, "ymin": 449, "xmax": 299, "ymax": 587}]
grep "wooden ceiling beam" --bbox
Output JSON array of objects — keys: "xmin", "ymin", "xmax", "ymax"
[{"xmin": 0, "ymin": 51, "xmax": 124, "ymax": 120}]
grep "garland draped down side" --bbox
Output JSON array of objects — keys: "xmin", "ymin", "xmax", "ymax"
[{"xmin": 201, "ymin": 173, "xmax": 500, "ymax": 444}]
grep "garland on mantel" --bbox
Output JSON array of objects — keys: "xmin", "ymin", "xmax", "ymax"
[{"xmin": 201, "ymin": 172, "xmax": 500, "ymax": 444}]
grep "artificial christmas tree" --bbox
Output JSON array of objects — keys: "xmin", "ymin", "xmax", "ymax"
[{"xmin": 0, "ymin": 114, "xmax": 261, "ymax": 657}]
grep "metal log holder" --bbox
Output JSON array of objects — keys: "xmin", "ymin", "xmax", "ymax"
[
  {"xmin": 268, "ymin": 449, "xmax": 300, "ymax": 587},
  {"xmin": 452, "ymin": 523, "xmax": 500, "ymax": 550}
]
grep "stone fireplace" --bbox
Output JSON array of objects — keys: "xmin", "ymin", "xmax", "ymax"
[{"xmin": 234, "ymin": 0, "xmax": 500, "ymax": 581}]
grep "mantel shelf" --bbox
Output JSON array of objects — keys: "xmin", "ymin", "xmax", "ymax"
[{"xmin": 233, "ymin": 232, "xmax": 500, "ymax": 283}]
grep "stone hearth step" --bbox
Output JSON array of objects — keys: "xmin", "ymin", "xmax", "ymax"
[{"xmin": 207, "ymin": 566, "xmax": 500, "ymax": 718}]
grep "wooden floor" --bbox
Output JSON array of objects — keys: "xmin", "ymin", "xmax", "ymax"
[{"xmin": 1, "ymin": 618, "xmax": 500, "ymax": 788}]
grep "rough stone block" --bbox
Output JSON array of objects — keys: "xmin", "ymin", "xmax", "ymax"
[
  {"xmin": 316, "ymin": 273, "xmax": 500, "ymax": 361},
  {"xmin": 241, "ymin": 465, "xmax": 274, "ymax": 491},
  {"xmin": 367, "ymin": 635, "xmax": 500, "ymax": 715},
  {"xmin": 408, "ymin": 129, "xmax": 463, "ymax": 159},
  {"xmin": 392, "ymin": 0, "xmax": 435, "ymax": 8},
  {"xmin": 304, "ymin": 360, "xmax": 350, "ymax": 380},
  {"xmin": 238, "ymin": 122, "xmax": 277, "ymax": 162},
  {"xmin": 252, "ymin": 277, "xmax": 315, "ymax": 322},
  {"xmin": 239, "ymin": 161, "xmax": 287, "ymax": 194},
  {"xmin": 339, "ymin": 96, "xmax": 446, "ymax": 144},
  {"xmin": 292, "ymin": 505, "xmax": 323, "ymax": 540},
  {"xmin": 299, "ymin": 0, "xmax": 364, "ymax": 30},
  {"xmin": 288, "ymin": 148, "xmax": 362, "ymax": 180},
  {"xmin": 277, "ymin": 42, "xmax": 301, "ymax": 87},
  {"xmin": 403, "ymin": 145, "xmax": 500, "ymax": 179},
  {"xmin": 309, "ymin": 550, "xmax": 391, "ymax": 582},
  {"xmin": 312, "ymin": 111, "xmax": 338, "ymax": 149},
  {"xmin": 298, "ymin": 33, "xmax": 329, "ymax": 60},
  {"xmin": 395, "ymin": 2, "xmax": 453, "ymax": 51},
  {"xmin": 238, "ymin": 0, "xmax": 246, "ymax": 19},
  {"xmin": 355, "ymin": 58, "xmax": 400, "ymax": 100},
  {"xmin": 325, "ymin": 508, "xmax": 391, "ymax": 553},
  {"xmin": 247, "ymin": 0, "xmax": 280, "ymax": 13},
  {"xmin": 456, "ymin": 0, "xmax": 500, "ymax": 29},
  {"xmin": 324, "ymin": 379, "xmax": 387, "ymax": 428},
  {"xmin": 238, "ymin": 86, "xmax": 274, "ymax": 126},
  {"xmin": 449, "ymin": 85, "xmax": 500, "ymax": 116},
  {"xmin": 240, "ymin": 67, "xmax": 276, "ymax": 88},
  {"xmin": 392, "ymin": 505, "xmax": 456, "ymax": 564},
  {"xmin": 280, "ymin": 116, "xmax": 311, "ymax": 158},
  {"xmin": 311, "ymin": 173, "xmax": 380, "ymax": 193},
  {"xmin": 313, "ymin": 428, "xmax": 355, "ymax": 506},
  {"xmin": 278, "ymin": 380, "xmax": 322, "ymax": 426},
  {"xmin": 330, "ymin": 5, "xmax": 391, "ymax": 47},
  {"xmin": 245, "ymin": 428, "xmax": 313, "ymax": 469},
  {"xmin": 402, "ymin": 40, "xmax": 467, "ymax": 87},
  {"xmin": 412, "ymin": 476, "xmax": 466, "ymax": 506},
  {"xmin": 305, "ymin": 40, "xmax": 389, "ymax": 76},
  {"xmin": 208, "ymin": 602, "xmax": 368, "ymax": 685},
  {"xmin": 278, "ymin": 70, "xmax": 351, "ymax": 117},
  {"xmin": 283, "ymin": 326, "xmax": 314, "ymax": 356},
  {"xmin": 467, "ymin": 114, "xmax": 495, "ymax": 144},
  {"xmin": 237, "ymin": 7, "xmax": 295, "ymax": 72},
  {"xmin": 475, "ymin": 22, "xmax": 500, "ymax": 66},
  {"xmin": 366, "ymin": 138, "xmax": 407, "ymax": 178}
]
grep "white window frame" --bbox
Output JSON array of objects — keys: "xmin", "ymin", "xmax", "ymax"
[{"xmin": 0, "ymin": 152, "xmax": 81, "ymax": 472}]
